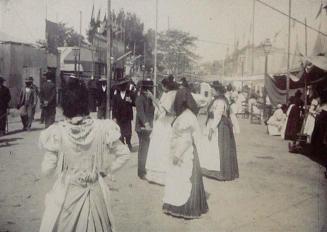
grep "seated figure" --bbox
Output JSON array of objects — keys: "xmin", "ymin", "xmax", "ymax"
[{"xmin": 267, "ymin": 104, "xmax": 287, "ymax": 136}]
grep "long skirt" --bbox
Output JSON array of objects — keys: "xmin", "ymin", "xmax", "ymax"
[
  {"xmin": 163, "ymin": 146, "xmax": 208, "ymax": 219},
  {"xmin": 146, "ymin": 119, "xmax": 172, "ymax": 185},
  {"xmin": 203, "ymin": 116, "xmax": 239, "ymax": 181}
]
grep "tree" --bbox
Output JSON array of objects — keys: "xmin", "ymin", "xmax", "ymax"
[
  {"xmin": 37, "ymin": 22, "xmax": 86, "ymax": 50},
  {"xmin": 56, "ymin": 22, "xmax": 86, "ymax": 47},
  {"xmin": 157, "ymin": 30, "xmax": 199, "ymax": 75}
]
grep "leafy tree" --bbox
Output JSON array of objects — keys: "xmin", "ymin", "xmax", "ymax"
[{"xmin": 157, "ymin": 30, "xmax": 199, "ymax": 75}]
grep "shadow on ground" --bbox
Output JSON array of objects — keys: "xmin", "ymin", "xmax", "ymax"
[{"xmin": 0, "ymin": 137, "xmax": 23, "ymax": 148}]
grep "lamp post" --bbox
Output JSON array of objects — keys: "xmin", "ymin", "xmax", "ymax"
[
  {"xmin": 262, "ymin": 38, "xmax": 272, "ymax": 120},
  {"xmin": 72, "ymin": 47, "xmax": 80, "ymax": 77},
  {"xmin": 239, "ymin": 55, "xmax": 245, "ymax": 91}
]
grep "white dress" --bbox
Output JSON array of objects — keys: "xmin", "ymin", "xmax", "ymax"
[
  {"xmin": 163, "ymin": 109, "xmax": 198, "ymax": 206},
  {"xmin": 39, "ymin": 118, "xmax": 129, "ymax": 232},
  {"xmin": 146, "ymin": 91, "xmax": 176, "ymax": 185},
  {"xmin": 303, "ymin": 99, "xmax": 319, "ymax": 143},
  {"xmin": 267, "ymin": 108, "xmax": 286, "ymax": 136}
]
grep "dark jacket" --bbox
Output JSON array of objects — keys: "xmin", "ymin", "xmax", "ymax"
[
  {"xmin": 135, "ymin": 93, "xmax": 155, "ymax": 133},
  {"xmin": 40, "ymin": 81, "xmax": 56, "ymax": 108},
  {"xmin": 96, "ymin": 84, "xmax": 108, "ymax": 108},
  {"xmin": 0, "ymin": 85, "xmax": 11, "ymax": 111},
  {"xmin": 112, "ymin": 90, "xmax": 136, "ymax": 123},
  {"xmin": 18, "ymin": 86, "xmax": 37, "ymax": 108}
]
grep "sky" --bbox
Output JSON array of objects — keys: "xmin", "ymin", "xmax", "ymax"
[{"xmin": 0, "ymin": 0, "xmax": 324, "ymax": 62}]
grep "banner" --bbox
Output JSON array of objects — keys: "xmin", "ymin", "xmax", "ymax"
[{"xmin": 46, "ymin": 20, "xmax": 59, "ymax": 54}]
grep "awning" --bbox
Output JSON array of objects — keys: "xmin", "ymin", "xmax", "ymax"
[{"xmin": 61, "ymin": 63, "xmax": 84, "ymax": 72}]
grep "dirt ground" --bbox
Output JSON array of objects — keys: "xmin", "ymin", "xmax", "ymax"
[{"xmin": 0, "ymin": 111, "xmax": 326, "ymax": 232}]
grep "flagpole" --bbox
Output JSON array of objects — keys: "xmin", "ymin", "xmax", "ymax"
[
  {"xmin": 286, "ymin": 0, "xmax": 291, "ymax": 103},
  {"xmin": 106, "ymin": 0, "xmax": 112, "ymax": 119},
  {"xmin": 78, "ymin": 11, "xmax": 82, "ymax": 79},
  {"xmin": 251, "ymin": 0, "xmax": 255, "ymax": 75},
  {"xmin": 154, "ymin": 0, "xmax": 158, "ymax": 97}
]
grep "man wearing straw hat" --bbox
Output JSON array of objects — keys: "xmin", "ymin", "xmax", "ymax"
[{"xmin": 0, "ymin": 76, "xmax": 11, "ymax": 136}]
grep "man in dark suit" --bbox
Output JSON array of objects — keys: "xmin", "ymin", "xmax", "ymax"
[
  {"xmin": 96, "ymin": 77, "xmax": 108, "ymax": 119},
  {"xmin": 40, "ymin": 73, "xmax": 56, "ymax": 128},
  {"xmin": 135, "ymin": 79, "xmax": 155, "ymax": 179},
  {"xmin": 17, "ymin": 77, "xmax": 38, "ymax": 131},
  {"xmin": 112, "ymin": 77, "xmax": 136, "ymax": 152},
  {"xmin": 0, "ymin": 76, "xmax": 11, "ymax": 136}
]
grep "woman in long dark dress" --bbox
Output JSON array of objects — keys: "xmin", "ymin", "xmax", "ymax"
[
  {"xmin": 162, "ymin": 88, "xmax": 208, "ymax": 219},
  {"xmin": 203, "ymin": 81, "xmax": 239, "ymax": 181},
  {"xmin": 311, "ymin": 90, "xmax": 327, "ymax": 179}
]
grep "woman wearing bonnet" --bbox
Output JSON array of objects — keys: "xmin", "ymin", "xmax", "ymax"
[{"xmin": 39, "ymin": 76, "xmax": 129, "ymax": 232}]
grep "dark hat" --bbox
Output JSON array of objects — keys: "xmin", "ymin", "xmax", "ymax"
[
  {"xmin": 140, "ymin": 79, "xmax": 154, "ymax": 88},
  {"xmin": 25, "ymin": 76, "xmax": 34, "ymax": 82},
  {"xmin": 295, "ymin": 89, "xmax": 302, "ymax": 97},
  {"xmin": 211, "ymin": 81, "xmax": 226, "ymax": 94},
  {"xmin": 112, "ymin": 76, "xmax": 131, "ymax": 86},
  {"xmin": 0, "ymin": 76, "xmax": 6, "ymax": 82},
  {"xmin": 68, "ymin": 74, "xmax": 78, "ymax": 79},
  {"xmin": 99, "ymin": 76, "xmax": 107, "ymax": 82}
]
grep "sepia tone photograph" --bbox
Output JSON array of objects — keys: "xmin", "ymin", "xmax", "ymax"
[{"xmin": 0, "ymin": 0, "xmax": 326, "ymax": 231}]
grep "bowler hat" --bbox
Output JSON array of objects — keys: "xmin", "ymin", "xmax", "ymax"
[
  {"xmin": 25, "ymin": 76, "xmax": 34, "ymax": 82},
  {"xmin": 112, "ymin": 76, "xmax": 130, "ymax": 86},
  {"xmin": 99, "ymin": 76, "xmax": 107, "ymax": 82},
  {"xmin": 210, "ymin": 81, "xmax": 226, "ymax": 93},
  {"xmin": 0, "ymin": 76, "xmax": 6, "ymax": 82},
  {"xmin": 141, "ymin": 79, "xmax": 154, "ymax": 88}
]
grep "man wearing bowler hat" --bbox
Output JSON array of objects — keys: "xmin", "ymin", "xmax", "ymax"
[
  {"xmin": 0, "ymin": 76, "xmax": 11, "ymax": 136},
  {"xmin": 135, "ymin": 79, "xmax": 155, "ymax": 179},
  {"xmin": 17, "ymin": 76, "xmax": 38, "ymax": 131},
  {"xmin": 96, "ymin": 76, "xmax": 108, "ymax": 119},
  {"xmin": 112, "ymin": 76, "xmax": 136, "ymax": 152},
  {"xmin": 40, "ymin": 71, "xmax": 56, "ymax": 128}
]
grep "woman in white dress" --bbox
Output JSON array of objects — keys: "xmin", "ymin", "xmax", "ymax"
[
  {"xmin": 303, "ymin": 98, "xmax": 319, "ymax": 143},
  {"xmin": 39, "ymin": 79, "xmax": 129, "ymax": 232},
  {"xmin": 145, "ymin": 78, "xmax": 178, "ymax": 185},
  {"xmin": 163, "ymin": 88, "xmax": 208, "ymax": 219},
  {"xmin": 267, "ymin": 104, "xmax": 287, "ymax": 136},
  {"xmin": 202, "ymin": 81, "xmax": 239, "ymax": 181}
]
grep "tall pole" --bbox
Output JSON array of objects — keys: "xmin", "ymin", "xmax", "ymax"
[
  {"xmin": 241, "ymin": 60, "xmax": 244, "ymax": 90},
  {"xmin": 106, "ymin": 0, "xmax": 112, "ymax": 119},
  {"xmin": 264, "ymin": 53, "xmax": 268, "ymax": 119},
  {"xmin": 304, "ymin": 18, "xmax": 308, "ymax": 110},
  {"xmin": 286, "ymin": 0, "xmax": 291, "ymax": 102},
  {"xmin": 78, "ymin": 11, "xmax": 82, "ymax": 79},
  {"xmin": 154, "ymin": 0, "xmax": 158, "ymax": 97},
  {"xmin": 251, "ymin": 0, "xmax": 255, "ymax": 75}
]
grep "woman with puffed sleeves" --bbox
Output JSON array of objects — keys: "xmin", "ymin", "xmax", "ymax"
[{"xmin": 39, "ymin": 78, "xmax": 129, "ymax": 232}]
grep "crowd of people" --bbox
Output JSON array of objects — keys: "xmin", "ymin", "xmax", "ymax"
[
  {"xmin": 35, "ymin": 74, "xmax": 240, "ymax": 231},
  {"xmin": 266, "ymin": 87, "xmax": 327, "ymax": 178},
  {"xmin": 1, "ymin": 70, "xmax": 326, "ymax": 230}
]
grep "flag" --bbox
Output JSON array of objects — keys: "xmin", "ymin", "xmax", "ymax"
[
  {"xmin": 46, "ymin": 20, "xmax": 59, "ymax": 54},
  {"xmin": 90, "ymin": 4, "xmax": 95, "ymax": 26},
  {"xmin": 96, "ymin": 9, "xmax": 101, "ymax": 25},
  {"xmin": 316, "ymin": 3, "xmax": 323, "ymax": 19}
]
